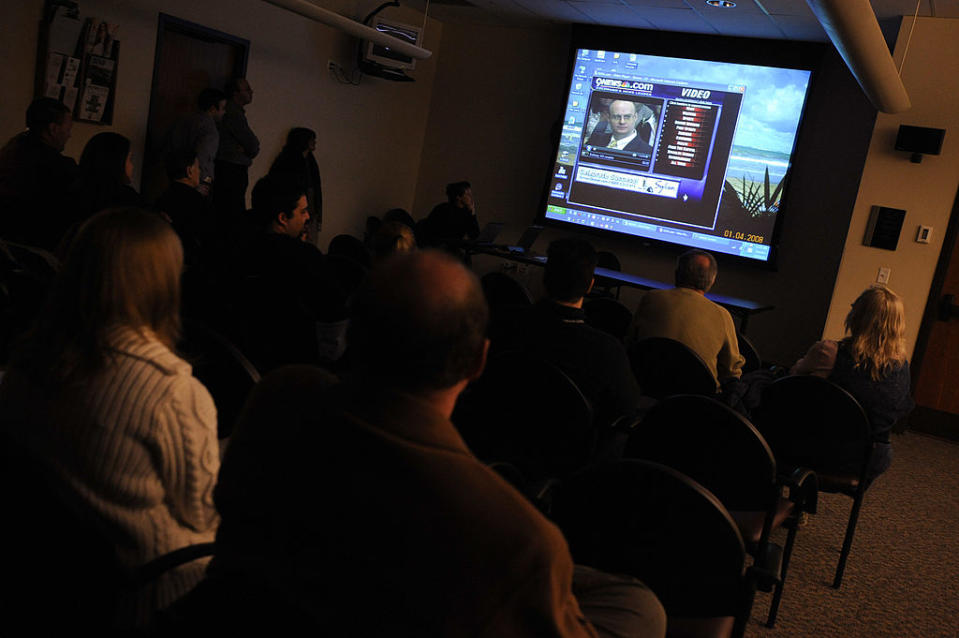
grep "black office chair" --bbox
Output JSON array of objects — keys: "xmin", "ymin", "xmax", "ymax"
[
  {"xmin": 752, "ymin": 375, "xmax": 874, "ymax": 589},
  {"xmin": 552, "ymin": 460, "xmax": 757, "ymax": 638},
  {"xmin": 453, "ymin": 351, "xmax": 595, "ymax": 481},
  {"xmin": 628, "ymin": 337, "xmax": 717, "ymax": 399},
  {"xmin": 591, "ymin": 250, "xmax": 622, "ymax": 299},
  {"xmin": 583, "ymin": 296, "xmax": 633, "ymax": 342},
  {"xmin": 179, "ymin": 320, "xmax": 261, "ymax": 439},
  {"xmin": 327, "ymin": 233, "xmax": 371, "ymax": 268},
  {"xmin": 481, "ymin": 271, "xmax": 533, "ymax": 309},
  {"xmin": 625, "ymin": 394, "xmax": 818, "ymax": 627},
  {"xmin": 737, "ymin": 331, "xmax": 762, "ymax": 374}
]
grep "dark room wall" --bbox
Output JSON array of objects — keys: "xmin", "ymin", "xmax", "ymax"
[{"xmin": 417, "ymin": 24, "xmax": 877, "ymax": 366}]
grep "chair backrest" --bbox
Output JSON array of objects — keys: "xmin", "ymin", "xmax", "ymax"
[
  {"xmin": 737, "ymin": 332, "xmax": 762, "ymax": 374},
  {"xmin": 552, "ymin": 459, "xmax": 747, "ymax": 619},
  {"xmin": 596, "ymin": 250, "xmax": 621, "ymax": 271},
  {"xmin": 180, "ymin": 320, "xmax": 262, "ymax": 439},
  {"xmin": 453, "ymin": 351, "xmax": 594, "ymax": 480},
  {"xmin": 625, "ymin": 395, "xmax": 777, "ymax": 512},
  {"xmin": 481, "ymin": 271, "xmax": 533, "ymax": 310},
  {"xmin": 628, "ymin": 337, "xmax": 717, "ymax": 399},
  {"xmin": 583, "ymin": 297, "xmax": 633, "ymax": 342},
  {"xmin": 753, "ymin": 375, "xmax": 872, "ymax": 476},
  {"xmin": 327, "ymin": 234, "xmax": 371, "ymax": 267}
]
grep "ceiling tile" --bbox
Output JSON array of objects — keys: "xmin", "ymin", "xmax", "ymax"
[
  {"xmin": 755, "ymin": 0, "xmax": 816, "ymax": 16},
  {"xmin": 569, "ymin": 2, "xmax": 658, "ymax": 27},
  {"xmin": 770, "ymin": 14, "xmax": 828, "ymax": 40},
  {"xmin": 620, "ymin": 0, "xmax": 690, "ymax": 7},
  {"xmin": 511, "ymin": 0, "xmax": 594, "ymax": 22},
  {"xmin": 633, "ymin": 7, "xmax": 718, "ymax": 32}
]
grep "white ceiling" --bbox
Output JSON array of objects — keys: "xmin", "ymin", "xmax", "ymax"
[{"xmin": 412, "ymin": 0, "xmax": 959, "ymax": 41}]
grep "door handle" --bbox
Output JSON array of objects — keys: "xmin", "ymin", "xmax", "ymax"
[{"xmin": 939, "ymin": 294, "xmax": 959, "ymax": 321}]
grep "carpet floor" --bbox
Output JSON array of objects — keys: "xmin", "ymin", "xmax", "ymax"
[{"xmin": 744, "ymin": 432, "xmax": 959, "ymax": 638}]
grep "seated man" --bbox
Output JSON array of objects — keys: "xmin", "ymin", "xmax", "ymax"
[
  {"xmin": 422, "ymin": 180, "xmax": 480, "ymax": 245},
  {"xmin": 229, "ymin": 175, "xmax": 345, "ymax": 370},
  {"xmin": 628, "ymin": 249, "xmax": 745, "ymax": 388},
  {"xmin": 155, "ymin": 150, "xmax": 214, "ymax": 269},
  {"xmin": 495, "ymin": 238, "xmax": 641, "ymax": 430},
  {"xmin": 0, "ymin": 97, "xmax": 78, "ymax": 249},
  {"xmin": 587, "ymin": 100, "xmax": 653, "ymax": 154},
  {"xmin": 179, "ymin": 251, "xmax": 664, "ymax": 636}
]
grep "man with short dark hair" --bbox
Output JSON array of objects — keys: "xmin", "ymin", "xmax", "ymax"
[
  {"xmin": 165, "ymin": 88, "xmax": 227, "ymax": 196},
  {"xmin": 628, "ymin": 249, "xmax": 745, "ymax": 387},
  {"xmin": 204, "ymin": 250, "xmax": 665, "ymax": 636},
  {"xmin": 423, "ymin": 180, "xmax": 480, "ymax": 245},
  {"xmin": 233, "ymin": 175, "xmax": 344, "ymax": 370},
  {"xmin": 498, "ymin": 237, "xmax": 641, "ymax": 430},
  {"xmin": 155, "ymin": 150, "xmax": 213, "ymax": 267},
  {"xmin": 0, "ymin": 97, "xmax": 78, "ymax": 248},
  {"xmin": 215, "ymin": 78, "xmax": 259, "ymax": 221}
]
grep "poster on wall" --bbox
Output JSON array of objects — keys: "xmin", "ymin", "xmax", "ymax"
[{"xmin": 77, "ymin": 55, "xmax": 115, "ymax": 122}]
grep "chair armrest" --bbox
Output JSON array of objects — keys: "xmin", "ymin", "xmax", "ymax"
[
  {"xmin": 778, "ymin": 467, "xmax": 818, "ymax": 515},
  {"xmin": 129, "ymin": 542, "xmax": 216, "ymax": 587}
]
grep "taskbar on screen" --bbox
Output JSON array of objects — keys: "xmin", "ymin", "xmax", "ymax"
[{"xmin": 545, "ymin": 205, "xmax": 770, "ymax": 262}]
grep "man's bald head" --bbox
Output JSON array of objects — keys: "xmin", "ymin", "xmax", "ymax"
[
  {"xmin": 675, "ymin": 249, "xmax": 718, "ymax": 292},
  {"xmin": 348, "ymin": 251, "xmax": 489, "ymax": 391}
]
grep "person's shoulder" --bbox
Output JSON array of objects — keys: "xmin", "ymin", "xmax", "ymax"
[{"xmin": 108, "ymin": 326, "xmax": 192, "ymax": 378}]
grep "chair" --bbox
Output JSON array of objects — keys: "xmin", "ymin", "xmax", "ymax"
[
  {"xmin": 624, "ymin": 395, "xmax": 818, "ymax": 627},
  {"xmin": 453, "ymin": 351, "xmax": 595, "ymax": 481},
  {"xmin": 0, "ymin": 241, "xmax": 58, "ymax": 365},
  {"xmin": 180, "ymin": 320, "xmax": 261, "ymax": 439},
  {"xmin": 481, "ymin": 271, "xmax": 533, "ymax": 310},
  {"xmin": 628, "ymin": 337, "xmax": 717, "ymax": 399},
  {"xmin": 552, "ymin": 460, "xmax": 756, "ymax": 638},
  {"xmin": 752, "ymin": 375, "xmax": 874, "ymax": 589},
  {"xmin": 591, "ymin": 250, "xmax": 623, "ymax": 299},
  {"xmin": 737, "ymin": 332, "xmax": 762, "ymax": 374},
  {"xmin": 583, "ymin": 296, "xmax": 633, "ymax": 342},
  {"xmin": 327, "ymin": 233, "xmax": 371, "ymax": 267}
]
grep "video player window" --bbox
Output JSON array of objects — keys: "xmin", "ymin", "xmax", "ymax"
[{"xmin": 542, "ymin": 47, "xmax": 814, "ymax": 264}]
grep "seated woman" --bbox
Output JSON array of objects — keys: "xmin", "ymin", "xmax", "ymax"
[
  {"xmin": 790, "ymin": 285, "xmax": 914, "ymax": 480},
  {"xmin": 0, "ymin": 208, "xmax": 219, "ymax": 627}
]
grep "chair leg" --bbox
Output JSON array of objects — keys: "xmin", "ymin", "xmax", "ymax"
[
  {"xmin": 766, "ymin": 521, "xmax": 799, "ymax": 627},
  {"xmin": 833, "ymin": 491, "xmax": 865, "ymax": 589}
]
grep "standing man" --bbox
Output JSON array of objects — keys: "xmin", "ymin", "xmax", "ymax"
[
  {"xmin": 166, "ymin": 88, "xmax": 227, "ymax": 197},
  {"xmin": 0, "ymin": 97, "xmax": 77, "ymax": 249},
  {"xmin": 587, "ymin": 100, "xmax": 653, "ymax": 154},
  {"xmin": 215, "ymin": 78, "xmax": 259, "ymax": 221}
]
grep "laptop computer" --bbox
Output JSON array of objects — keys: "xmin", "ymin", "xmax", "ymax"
[
  {"xmin": 473, "ymin": 221, "xmax": 505, "ymax": 245},
  {"xmin": 506, "ymin": 225, "xmax": 544, "ymax": 254}
]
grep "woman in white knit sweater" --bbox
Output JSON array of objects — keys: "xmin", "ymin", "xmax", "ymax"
[{"xmin": 0, "ymin": 208, "xmax": 219, "ymax": 627}]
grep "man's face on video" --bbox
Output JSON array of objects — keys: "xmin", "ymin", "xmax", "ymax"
[{"xmin": 608, "ymin": 101, "xmax": 638, "ymax": 139}]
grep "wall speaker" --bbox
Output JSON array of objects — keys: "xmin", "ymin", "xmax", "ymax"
[{"xmin": 896, "ymin": 125, "xmax": 945, "ymax": 163}]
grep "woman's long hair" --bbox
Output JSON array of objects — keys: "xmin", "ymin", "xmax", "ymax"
[
  {"xmin": 843, "ymin": 285, "xmax": 907, "ymax": 381},
  {"xmin": 79, "ymin": 131, "xmax": 131, "ymax": 187},
  {"xmin": 13, "ymin": 208, "xmax": 183, "ymax": 385},
  {"xmin": 283, "ymin": 127, "xmax": 316, "ymax": 154}
]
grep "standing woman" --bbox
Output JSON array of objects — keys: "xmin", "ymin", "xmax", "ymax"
[
  {"xmin": 269, "ymin": 127, "xmax": 322, "ymax": 243},
  {"xmin": 790, "ymin": 285, "xmax": 914, "ymax": 481},
  {"xmin": 0, "ymin": 208, "xmax": 219, "ymax": 627}
]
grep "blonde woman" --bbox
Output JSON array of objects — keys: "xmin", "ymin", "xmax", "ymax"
[
  {"xmin": 791, "ymin": 285, "xmax": 914, "ymax": 479},
  {"xmin": 0, "ymin": 208, "xmax": 219, "ymax": 626}
]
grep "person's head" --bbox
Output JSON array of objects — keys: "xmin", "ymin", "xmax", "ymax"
[
  {"xmin": 445, "ymin": 181, "xmax": 473, "ymax": 210},
  {"xmin": 165, "ymin": 149, "xmax": 200, "ymax": 188},
  {"xmin": 284, "ymin": 127, "xmax": 316, "ymax": 155},
  {"xmin": 26, "ymin": 97, "xmax": 72, "ymax": 151},
  {"xmin": 17, "ymin": 208, "xmax": 183, "ymax": 382},
  {"xmin": 198, "ymin": 88, "xmax": 227, "ymax": 119},
  {"xmin": 79, "ymin": 132, "xmax": 133, "ymax": 186},
  {"xmin": 372, "ymin": 221, "xmax": 416, "ymax": 260},
  {"xmin": 544, "ymin": 238, "xmax": 597, "ymax": 303},
  {"xmin": 675, "ymin": 249, "xmax": 718, "ymax": 292},
  {"xmin": 608, "ymin": 100, "xmax": 639, "ymax": 139},
  {"xmin": 227, "ymin": 78, "xmax": 253, "ymax": 106},
  {"xmin": 844, "ymin": 285, "xmax": 907, "ymax": 380},
  {"xmin": 348, "ymin": 250, "xmax": 489, "ymax": 393},
  {"xmin": 252, "ymin": 175, "xmax": 308, "ymax": 237}
]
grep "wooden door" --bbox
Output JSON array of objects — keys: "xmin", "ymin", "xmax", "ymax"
[
  {"xmin": 910, "ymin": 184, "xmax": 959, "ymax": 440},
  {"xmin": 141, "ymin": 15, "xmax": 248, "ymax": 203}
]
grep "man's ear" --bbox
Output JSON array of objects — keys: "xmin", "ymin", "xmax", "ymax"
[
  {"xmin": 273, "ymin": 211, "xmax": 287, "ymax": 231},
  {"xmin": 468, "ymin": 338, "xmax": 490, "ymax": 382}
]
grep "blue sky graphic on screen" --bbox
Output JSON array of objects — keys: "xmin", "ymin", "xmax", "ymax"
[{"xmin": 543, "ymin": 48, "xmax": 813, "ymax": 262}]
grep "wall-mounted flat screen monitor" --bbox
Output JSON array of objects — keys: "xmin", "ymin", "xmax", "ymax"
[{"xmin": 539, "ymin": 30, "xmax": 818, "ymax": 266}]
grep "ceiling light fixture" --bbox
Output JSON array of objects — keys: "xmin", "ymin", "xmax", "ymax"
[{"xmin": 706, "ymin": 1, "xmax": 737, "ymax": 7}]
